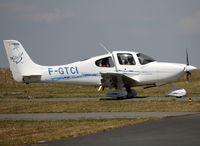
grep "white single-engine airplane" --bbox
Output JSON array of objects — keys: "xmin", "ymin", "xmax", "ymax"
[{"xmin": 3, "ymin": 40, "xmax": 197, "ymax": 98}]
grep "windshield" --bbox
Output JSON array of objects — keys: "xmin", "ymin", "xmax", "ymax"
[{"xmin": 137, "ymin": 53, "xmax": 155, "ymax": 65}]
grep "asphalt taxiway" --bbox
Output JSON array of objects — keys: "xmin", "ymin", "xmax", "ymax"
[
  {"xmin": 34, "ymin": 113, "xmax": 200, "ymax": 146},
  {"xmin": 1, "ymin": 96, "xmax": 200, "ymax": 101},
  {"xmin": 0, "ymin": 112, "xmax": 198, "ymax": 120}
]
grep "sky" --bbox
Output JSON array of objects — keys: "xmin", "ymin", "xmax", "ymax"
[{"xmin": 0, "ymin": 0, "xmax": 200, "ymax": 68}]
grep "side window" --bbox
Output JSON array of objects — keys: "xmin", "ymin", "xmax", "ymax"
[
  {"xmin": 95, "ymin": 57, "xmax": 114, "ymax": 67},
  {"xmin": 137, "ymin": 53, "xmax": 155, "ymax": 65},
  {"xmin": 117, "ymin": 53, "xmax": 136, "ymax": 65}
]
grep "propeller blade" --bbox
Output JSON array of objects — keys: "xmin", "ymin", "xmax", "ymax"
[
  {"xmin": 186, "ymin": 48, "xmax": 190, "ymax": 82},
  {"xmin": 186, "ymin": 48, "xmax": 189, "ymax": 66},
  {"xmin": 185, "ymin": 48, "xmax": 197, "ymax": 82}
]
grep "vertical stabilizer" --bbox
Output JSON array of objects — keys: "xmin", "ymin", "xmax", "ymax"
[{"xmin": 3, "ymin": 40, "xmax": 42, "ymax": 82}]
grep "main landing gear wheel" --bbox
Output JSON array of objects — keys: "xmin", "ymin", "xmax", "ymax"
[{"xmin": 126, "ymin": 87, "xmax": 137, "ymax": 98}]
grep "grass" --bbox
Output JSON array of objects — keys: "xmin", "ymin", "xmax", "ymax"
[
  {"xmin": 0, "ymin": 118, "xmax": 154, "ymax": 145},
  {"xmin": 0, "ymin": 101, "xmax": 200, "ymax": 114},
  {"xmin": 0, "ymin": 68, "xmax": 200, "ymax": 98}
]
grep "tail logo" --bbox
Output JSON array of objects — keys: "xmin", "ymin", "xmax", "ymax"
[
  {"xmin": 12, "ymin": 43, "xmax": 20, "ymax": 51},
  {"xmin": 9, "ymin": 43, "xmax": 23, "ymax": 64},
  {"xmin": 10, "ymin": 52, "xmax": 24, "ymax": 64}
]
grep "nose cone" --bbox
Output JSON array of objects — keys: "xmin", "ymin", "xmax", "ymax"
[{"xmin": 185, "ymin": 65, "xmax": 197, "ymax": 72}]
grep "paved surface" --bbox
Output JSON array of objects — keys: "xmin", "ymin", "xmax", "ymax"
[
  {"xmin": 34, "ymin": 113, "xmax": 200, "ymax": 146},
  {"xmin": 0, "ymin": 112, "xmax": 198, "ymax": 120},
  {"xmin": 1, "ymin": 96, "xmax": 200, "ymax": 101}
]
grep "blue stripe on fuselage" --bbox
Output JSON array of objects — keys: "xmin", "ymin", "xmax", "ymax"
[{"xmin": 48, "ymin": 73, "xmax": 100, "ymax": 81}]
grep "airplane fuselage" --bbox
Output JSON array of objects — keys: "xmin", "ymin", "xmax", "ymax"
[{"xmin": 36, "ymin": 51, "xmax": 186, "ymax": 87}]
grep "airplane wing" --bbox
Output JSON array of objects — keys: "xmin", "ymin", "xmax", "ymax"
[{"xmin": 100, "ymin": 72, "xmax": 140, "ymax": 89}]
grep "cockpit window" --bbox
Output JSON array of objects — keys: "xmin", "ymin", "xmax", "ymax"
[
  {"xmin": 95, "ymin": 57, "xmax": 114, "ymax": 67},
  {"xmin": 117, "ymin": 53, "xmax": 136, "ymax": 65},
  {"xmin": 137, "ymin": 53, "xmax": 155, "ymax": 65}
]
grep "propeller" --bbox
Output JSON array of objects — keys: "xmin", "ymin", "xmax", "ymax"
[
  {"xmin": 186, "ymin": 48, "xmax": 191, "ymax": 82},
  {"xmin": 185, "ymin": 48, "xmax": 197, "ymax": 82}
]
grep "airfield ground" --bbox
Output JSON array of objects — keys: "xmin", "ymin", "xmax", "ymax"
[
  {"xmin": 42, "ymin": 113, "xmax": 200, "ymax": 146},
  {"xmin": 0, "ymin": 100, "xmax": 200, "ymax": 114},
  {"xmin": 1, "ymin": 118, "xmax": 154, "ymax": 145},
  {"xmin": 0, "ymin": 68, "xmax": 200, "ymax": 145}
]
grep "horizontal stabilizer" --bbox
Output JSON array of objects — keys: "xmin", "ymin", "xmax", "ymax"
[{"xmin": 23, "ymin": 75, "xmax": 41, "ymax": 83}]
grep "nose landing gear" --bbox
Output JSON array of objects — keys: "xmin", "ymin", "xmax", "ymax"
[{"xmin": 165, "ymin": 83, "xmax": 186, "ymax": 98}]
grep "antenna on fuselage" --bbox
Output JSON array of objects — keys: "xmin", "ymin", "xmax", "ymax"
[{"xmin": 99, "ymin": 43, "xmax": 111, "ymax": 54}]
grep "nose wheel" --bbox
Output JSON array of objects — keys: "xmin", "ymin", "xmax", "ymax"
[{"xmin": 165, "ymin": 83, "xmax": 186, "ymax": 98}]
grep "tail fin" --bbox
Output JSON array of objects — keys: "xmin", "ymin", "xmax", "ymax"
[{"xmin": 3, "ymin": 40, "xmax": 42, "ymax": 82}]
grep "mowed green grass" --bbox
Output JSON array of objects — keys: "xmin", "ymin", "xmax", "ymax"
[{"xmin": 0, "ymin": 68, "xmax": 200, "ymax": 98}]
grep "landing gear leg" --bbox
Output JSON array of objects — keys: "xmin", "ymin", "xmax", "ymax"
[{"xmin": 126, "ymin": 87, "xmax": 137, "ymax": 98}]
